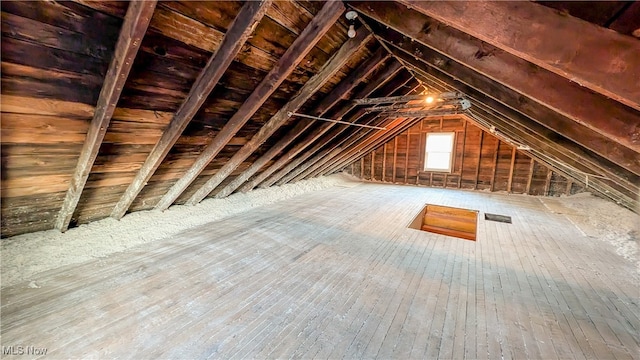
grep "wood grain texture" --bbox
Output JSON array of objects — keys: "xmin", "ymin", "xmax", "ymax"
[
  {"xmin": 396, "ymin": 0, "xmax": 640, "ymax": 111},
  {"xmin": 347, "ymin": 117, "xmax": 570, "ymax": 199},
  {"xmin": 2, "ymin": 184, "xmax": 637, "ymax": 358},
  {"xmin": 246, "ymin": 62, "xmax": 405, "ymax": 190},
  {"xmin": 393, "ymin": 49, "xmax": 639, "ymax": 211},
  {"xmin": 110, "ymin": 0, "xmax": 272, "ymax": 219},
  {"xmin": 186, "ymin": 29, "xmax": 372, "ymax": 204},
  {"xmin": 154, "ymin": 1, "xmax": 345, "ymax": 211},
  {"xmin": 216, "ymin": 48, "xmax": 389, "ymax": 198},
  {"xmin": 55, "ymin": 1, "xmax": 157, "ymax": 232},
  {"xmin": 379, "ymin": 28, "xmax": 640, "ymax": 177},
  {"xmin": 351, "ymin": 1, "xmax": 640, "ymax": 151}
]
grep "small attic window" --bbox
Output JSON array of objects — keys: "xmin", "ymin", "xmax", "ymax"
[{"xmin": 424, "ymin": 132, "xmax": 455, "ymax": 172}]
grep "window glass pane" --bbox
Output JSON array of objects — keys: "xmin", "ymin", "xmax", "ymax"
[
  {"xmin": 426, "ymin": 152, "xmax": 451, "ymax": 170},
  {"xmin": 426, "ymin": 133, "xmax": 454, "ymax": 152}
]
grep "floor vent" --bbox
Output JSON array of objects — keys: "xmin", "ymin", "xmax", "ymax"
[
  {"xmin": 409, "ymin": 204, "xmax": 478, "ymax": 241},
  {"xmin": 484, "ymin": 213, "xmax": 512, "ymax": 224}
]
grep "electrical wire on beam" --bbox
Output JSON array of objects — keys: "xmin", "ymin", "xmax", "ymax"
[{"xmin": 287, "ymin": 112, "xmax": 387, "ymax": 130}]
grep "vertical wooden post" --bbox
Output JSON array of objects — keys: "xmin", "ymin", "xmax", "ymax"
[
  {"xmin": 360, "ymin": 156, "xmax": 365, "ymax": 179},
  {"xmin": 525, "ymin": 158, "xmax": 535, "ymax": 195},
  {"xmin": 565, "ymin": 179, "xmax": 573, "ymax": 195},
  {"xmin": 544, "ymin": 168, "xmax": 553, "ymax": 196},
  {"xmin": 443, "ymin": 174, "xmax": 448, "ymax": 188},
  {"xmin": 382, "ymin": 142, "xmax": 387, "ymax": 182},
  {"xmin": 371, "ymin": 149, "xmax": 376, "ymax": 180},
  {"xmin": 404, "ymin": 132, "xmax": 410, "ymax": 183},
  {"xmin": 490, "ymin": 140, "xmax": 500, "ymax": 192},
  {"xmin": 416, "ymin": 120, "xmax": 425, "ymax": 185},
  {"xmin": 429, "ymin": 172, "xmax": 433, "ymax": 186},
  {"xmin": 457, "ymin": 119, "xmax": 467, "ymax": 188},
  {"xmin": 507, "ymin": 146, "xmax": 517, "ymax": 193},
  {"xmin": 474, "ymin": 131, "xmax": 484, "ymax": 190},
  {"xmin": 392, "ymin": 137, "xmax": 398, "ymax": 183}
]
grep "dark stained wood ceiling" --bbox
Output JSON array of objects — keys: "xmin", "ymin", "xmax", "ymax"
[{"xmin": 1, "ymin": 1, "xmax": 638, "ymax": 237}]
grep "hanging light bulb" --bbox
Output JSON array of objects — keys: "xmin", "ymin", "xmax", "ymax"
[
  {"xmin": 425, "ymin": 96, "xmax": 434, "ymax": 104},
  {"xmin": 345, "ymin": 10, "xmax": 358, "ymax": 39},
  {"xmin": 347, "ymin": 24, "xmax": 356, "ymax": 38}
]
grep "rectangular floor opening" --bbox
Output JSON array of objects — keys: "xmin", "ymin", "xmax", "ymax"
[{"xmin": 409, "ymin": 204, "xmax": 478, "ymax": 241}]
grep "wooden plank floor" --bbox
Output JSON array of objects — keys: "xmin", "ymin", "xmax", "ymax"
[{"xmin": 2, "ymin": 183, "xmax": 639, "ymax": 359}]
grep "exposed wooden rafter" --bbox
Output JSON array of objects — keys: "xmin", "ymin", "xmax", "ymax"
[
  {"xmin": 244, "ymin": 61, "xmax": 405, "ymax": 190},
  {"xmin": 153, "ymin": 1, "xmax": 345, "ymax": 211},
  {"xmin": 185, "ymin": 28, "xmax": 373, "ymax": 204},
  {"xmin": 317, "ymin": 114, "xmax": 456, "ymax": 178},
  {"xmin": 394, "ymin": 50, "xmax": 640, "ymax": 201},
  {"xmin": 394, "ymin": 0, "xmax": 640, "ymax": 111},
  {"xmin": 261, "ymin": 66, "xmax": 411, "ymax": 188},
  {"xmin": 318, "ymin": 114, "xmax": 461, "ymax": 178},
  {"xmin": 110, "ymin": 0, "xmax": 272, "ymax": 220},
  {"xmin": 215, "ymin": 47, "xmax": 389, "ymax": 199},
  {"xmin": 350, "ymin": 4, "xmax": 640, "ymax": 176},
  {"xmin": 404, "ymin": 64, "xmax": 638, "ymax": 208},
  {"xmin": 55, "ymin": 1, "xmax": 157, "ymax": 231},
  {"xmin": 384, "ymin": 40, "xmax": 640, "ymax": 199}
]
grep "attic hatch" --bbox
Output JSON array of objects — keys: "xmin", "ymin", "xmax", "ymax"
[{"xmin": 409, "ymin": 204, "xmax": 478, "ymax": 241}]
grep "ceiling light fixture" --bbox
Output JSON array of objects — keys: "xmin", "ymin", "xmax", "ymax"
[
  {"xmin": 425, "ymin": 96, "xmax": 434, "ymax": 104},
  {"xmin": 345, "ymin": 10, "xmax": 358, "ymax": 38}
]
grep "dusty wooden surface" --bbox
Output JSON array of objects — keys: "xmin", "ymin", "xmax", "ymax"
[{"xmin": 2, "ymin": 183, "xmax": 638, "ymax": 358}]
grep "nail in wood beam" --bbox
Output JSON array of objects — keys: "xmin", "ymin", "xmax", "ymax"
[
  {"xmin": 395, "ymin": 0, "xmax": 640, "ymax": 111},
  {"xmin": 525, "ymin": 158, "xmax": 535, "ymax": 195},
  {"xmin": 490, "ymin": 140, "xmax": 500, "ymax": 192},
  {"xmin": 507, "ymin": 146, "xmax": 517, "ymax": 193},
  {"xmin": 55, "ymin": 1, "xmax": 157, "ymax": 231},
  {"xmin": 474, "ymin": 131, "xmax": 484, "ymax": 190},
  {"xmin": 153, "ymin": 1, "xmax": 345, "ymax": 211},
  {"xmin": 215, "ymin": 47, "xmax": 387, "ymax": 198},
  {"xmin": 110, "ymin": 0, "xmax": 271, "ymax": 219},
  {"xmin": 186, "ymin": 29, "xmax": 371, "ymax": 204}
]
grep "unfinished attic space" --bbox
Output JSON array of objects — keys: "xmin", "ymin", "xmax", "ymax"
[{"xmin": 2, "ymin": 0, "xmax": 640, "ymax": 358}]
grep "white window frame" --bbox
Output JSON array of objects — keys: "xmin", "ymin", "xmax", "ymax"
[{"xmin": 424, "ymin": 132, "xmax": 455, "ymax": 173}]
